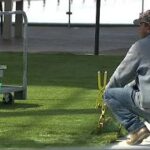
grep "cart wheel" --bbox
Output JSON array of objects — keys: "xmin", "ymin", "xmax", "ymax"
[{"xmin": 2, "ymin": 93, "xmax": 14, "ymax": 104}]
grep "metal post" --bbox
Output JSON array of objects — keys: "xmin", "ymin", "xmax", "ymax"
[
  {"xmin": 66, "ymin": 0, "xmax": 72, "ymax": 28},
  {"xmin": 0, "ymin": 2, "xmax": 3, "ymax": 35},
  {"xmin": 68, "ymin": 0, "xmax": 71, "ymax": 27},
  {"xmin": 3, "ymin": 0, "xmax": 13, "ymax": 39},
  {"xmin": 94, "ymin": 0, "xmax": 101, "ymax": 55},
  {"xmin": 27, "ymin": 0, "xmax": 30, "ymax": 8},
  {"xmin": 142, "ymin": 0, "xmax": 144, "ymax": 13},
  {"xmin": 15, "ymin": 0, "xmax": 23, "ymax": 38},
  {"xmin": 57, "ymin": 0, "xmax": 60, "ymax": 6},
  {"xmin": 43, "ymin": 0, "xmax": 46, "ymax": 7}
]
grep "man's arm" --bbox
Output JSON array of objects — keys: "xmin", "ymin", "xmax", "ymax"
[{"xmin": 106, "ymin": 42, "xmax": 141, "ymax": 89}]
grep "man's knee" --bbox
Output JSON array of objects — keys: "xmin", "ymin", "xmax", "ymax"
[
  {"xmin": 104, "ymin": 88, "xmax": 113, "ymax": 103},
  {"xmin": 104, "ymin": 88, "xmax": 123, "ymax": 108}
]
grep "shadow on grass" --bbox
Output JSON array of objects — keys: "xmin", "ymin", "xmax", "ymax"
[
  {"xmin": 0, "ymin": 108, "xmax": 99, "ymax": 117},
  {"xmin": 0, "ymin": 103, "xmax": 41, "ymax": 110},
  {"xmin": 0, "ymin": 136, "xmax": 105, "ymax": 148},
  {"xmin": 0, "ymin": 137, "xmax": 48, "ymax": 148}
]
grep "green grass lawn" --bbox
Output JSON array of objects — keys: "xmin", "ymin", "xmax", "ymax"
[{"xmin": 0, "ymin": 53, "xmax": 124, "ymax": 148}]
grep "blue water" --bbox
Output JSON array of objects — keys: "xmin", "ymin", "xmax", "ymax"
[{"xmin": 13, "ymin": 0, "xmax": 150, "ymax": 24}]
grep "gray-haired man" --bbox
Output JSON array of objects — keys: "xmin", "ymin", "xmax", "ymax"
[{"xmin": 104, "ymin": 10, "xmax": 150, "ymax": 145}]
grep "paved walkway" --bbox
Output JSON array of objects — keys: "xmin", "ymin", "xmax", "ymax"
[{"xmin": 0, "ymin": 26, "xmax": 139, "ymax": 55}]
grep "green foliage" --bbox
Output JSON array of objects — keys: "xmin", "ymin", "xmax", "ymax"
[{"xmin": 0, "ymin": 53, "xmax": 123, "ymax": 148}]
